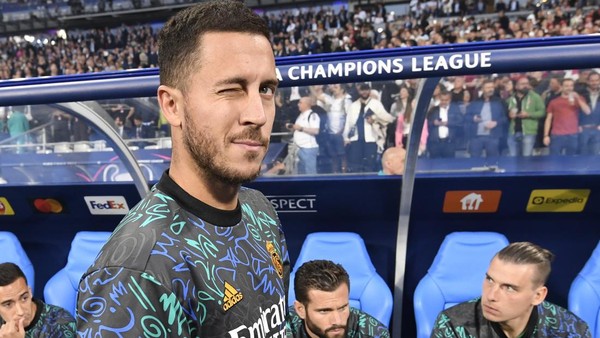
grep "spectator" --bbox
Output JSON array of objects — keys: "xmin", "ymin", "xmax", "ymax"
[
  {"xmin": 344, "ymin": 83, "xmax": 394, "ymax": 173},
  {"xmin": 466, "ymin": 80, "xmax": 507, "ymax": 157},
  {"xmin": 114, "ymin": 115, "xmax": 132, "ymax": 139},
  {"xmin": 578, "ymin": 71, "xmax": 600, "ymax": 155},
  {"xmin": 287, "ymin": 260, "xmax": 390, "ymax": 338},
  {"xmin": 543, "ymin": 78, "xmax": 590, "ymax": 155},
  {"xmin": 427, "ymin": 91, "xmax": 464, "ymax": 158},
  {"xmin": 506, "ymin": 76, "xmax": 546, "ymax": 156},
  {"xmin": 430, "ymin": 242, "xmax": 591, "ymax": 337},
  {"xmin": 50, "ymin": 110, "xmax": 71, "ymax": 143},
  {"xmin": 7, "ymin": 107, "xmax": 29, "ymax": 153},
  {"xmin": 0, "ymin": 262, "xmax": 76, "ymax": 337},
  {"xmin": 288, "ymin": 96, "xmax": 320, "ymax": 175},
  {"xmin": 327, "ymin": 83, "xmax": 352, "ymax": 173},
  {"xmin": 392, "ymin": 85, "xmax": 428, "ymax": 155}
]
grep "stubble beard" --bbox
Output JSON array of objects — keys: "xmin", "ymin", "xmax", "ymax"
[{"xmin": 183, "ymin": 111, "xmax": 265, "ymax": 186}]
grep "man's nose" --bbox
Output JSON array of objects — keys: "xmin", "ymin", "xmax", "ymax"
[
  {"xmin": 241, "ymin": 92, "xmax": 268, "ymax": 126},
  {"xmin": 331, "ymin": 310, "xmax": 344, "ymax": 325},
  {"xmin": 15, "ymin": 302, "xmax": 25, "ymax": 316},
  {"xmin": 486, "ymin": 284, "xmax": 499, "ymax": 301}
]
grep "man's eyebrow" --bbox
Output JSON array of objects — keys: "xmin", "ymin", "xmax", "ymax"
[
  {"xmin": 214, "ymin": 77, "xmax": 248, "ymax": 88},
  {"xmin": 486, "ymin": 273, "xmax": 519, "ymax": 290},
  {"xmin": 313, "ymin": 306, "xmax": 334, "ymax": 312},
  {"xmin": 263, "ymin": 78, "xmax": 280, "ymax": 88}
]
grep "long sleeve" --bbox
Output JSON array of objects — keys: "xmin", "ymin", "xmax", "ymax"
[{"xmin": 77, "ymin": 267, "xmax": 196, "ymax": 337}]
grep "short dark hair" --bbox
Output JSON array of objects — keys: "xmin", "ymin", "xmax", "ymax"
[
  {"xmin": 496, "ymin": 242, "xmax": 554, "ymax": 286},
  {"xmin": 294, "ymin": 260, "xmax": 350, "ymax": 304},
  {"xmin": 0, "ymin": 262, "xmax": 27, "ymax": 287},
  {"xmin": 158, "ymin": 0, "xmax": 271, "ymax": 92}
]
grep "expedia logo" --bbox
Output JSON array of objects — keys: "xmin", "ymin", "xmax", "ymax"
[
  {"xmin": 266, "ymin": 241, "xmax": 284, "ymax": 278},
  {"xmin": 223, "ymin": 281, "xmax": 243, "ymax": 312},
  {"xmin": 527, "ymin": 189, "xmax": 590, "ymax": 212},
  {"xmin": 532, "ymin": 196, "xmax": 585, "ymax": 205}
]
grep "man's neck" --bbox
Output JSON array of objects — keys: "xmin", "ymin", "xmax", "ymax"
[
  {"xmin": 169, "ymin": 161, "xmax": 239, "ymax": 210},
  {"xmin": 498, "ymin": 306, "xmax": 536, "ymax": 338}
]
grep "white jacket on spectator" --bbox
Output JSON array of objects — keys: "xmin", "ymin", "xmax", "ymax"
[{"xmin": 344, "ymin": 98, "xmax": 394, "ymax": 143}]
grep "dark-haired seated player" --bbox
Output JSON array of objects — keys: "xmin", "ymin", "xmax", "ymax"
[
  {"xmin": 431, "ymin": 242, "xmax": 591, "ymax": 338},
  {"xmin": 0, "ymin": 263, "xmax": 75, "ymax": 338},
  {"xmin": 287, "ymin": 259, "xmax": 390, "ymax": 338}
]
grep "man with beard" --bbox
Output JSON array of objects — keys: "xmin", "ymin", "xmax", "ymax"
[
  {"xmin": 76, "ymin": 2, "xmax": 289, "ymax": 337},
  {"xmin": 506, "ymin": 76, "xmax": 545, "ymax": 157},
  {"xmin": 344, "ymin": 83, "xmax": 394, "ymax": 173},
  {"xmin": 286, "ymin": 260, "xmax": 390, "ymax": 338},
  {"xmin": 430, "ymin": 242, "xmax": 591, "ymax": 338}
]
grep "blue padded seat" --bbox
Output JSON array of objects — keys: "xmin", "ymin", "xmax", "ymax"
[
  {"xmin": 43, "ymin": 231, "xmax": 112, "ymax": 316},
  {"xmin": 414, "ymin": 231, "xmax": 510, "ymax": 338},
  {"xmin": 569, "ymin": 240, "xmax": 600, "ymax": 338},
  {"xmin": 0, "ymin": 231, "xmax": 35, "ymax": 292},
  {"xmin": 288, "ymin": 232, "xmax": 393, "ymax": 327}
]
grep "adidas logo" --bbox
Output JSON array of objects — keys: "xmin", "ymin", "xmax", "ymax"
[{"xmin": 223, "ymin": 281, "xmax": 243, "ymax": 312}]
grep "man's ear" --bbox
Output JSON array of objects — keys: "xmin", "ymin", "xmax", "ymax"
[
  {"xmin": 532, "ymin": 285, "xmax": 547, "ymax": 306},
  {"xmin": 157, "ymin": 85, "xmax": 183, "ymax": 127},
  {"xmin": 294, "ymin": 300, "xmax": 306, "ymax": 320}
]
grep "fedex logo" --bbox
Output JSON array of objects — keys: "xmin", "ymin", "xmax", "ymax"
[
  {"xmin": 90, "ymin": 200, "xmax": 125, "ymax": 209},
  {"xmin": 84, "ymin": 196, "xmax": 129, "ymax": 215}
]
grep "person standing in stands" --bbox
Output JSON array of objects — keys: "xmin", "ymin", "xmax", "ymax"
[
  {"xmin": 427, "ymin": 91, "xmax": 464, "ymax": 158},
  {"xmin": 0, "ymin": 263, "xmax": 75, "ymax": 337},
  {"xmin": 76, "ymin": 1, "xmax": 289, "ymax": 337},
  {"xmin": 287, "ymin": 260, "xmax": 390, "ymax": 338},
  {"xmin": 431, "ymin": 242, "xmax": 591, "ymax": 338},
  {"xmin": 506, "ymin": 76, "xmax": 546, "ymax": 157},
  {"xmin": 287, "ymin": 96, "xmax": 320, "ymax": 175},
  {"xmin": 328, "ymin": 84, "xmax": 352, "ymax": 173},
  {"xmin": 344, "ymin": 83, "xmax": 394, "ymax": 173},
  {"xmin": 466, "ymin": 80, "xmax": 507, "ymax": 158},
  {"xmin": 543, "ymin": 78, "xmax": 590, "ymax": 155},
  {"xmin": 578, "ymin": 71, "xmax": 600, "ymax": 155}
]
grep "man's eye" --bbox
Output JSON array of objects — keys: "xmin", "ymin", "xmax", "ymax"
[{"xmin": 260, "ymin": 86, "xmax": 275, "ymax": 95}]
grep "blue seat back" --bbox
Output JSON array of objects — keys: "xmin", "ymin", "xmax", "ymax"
[
  {"xmin": 569, "ymin": 240, "xmax": 600, "ymax": 338},
  {"xmin": 0, "ymin": 231, "xmax": 35, "ymax": 292},
  {"xmin": 43, "ymin": 231, "xmax": 112, "ymax": 316},
  {"xmin": 414, "ymin": 231, "xmax": 509, "ymax": 338},
  {"xmin": 288, "ymin": 232, "xmax": 393, "ymax": 327}
]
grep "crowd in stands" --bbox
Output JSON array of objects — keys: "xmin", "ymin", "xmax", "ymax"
[
  {"xmin": 0, "ymin": 1, "xmax": 598, "ymax": 80},
  {"xmin": 1, "ymin": 1, "xmax": 600, "ymax": 174}
]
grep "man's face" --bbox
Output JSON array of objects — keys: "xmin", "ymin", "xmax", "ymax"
[
  {"xmin": 439, "ymin": 94, "xmax": 451, "ymax": 108},
  {"xmin": 295, "ymin": 284, "xmax": 351, "ymax": 338},
  {"xmin": 561, "ymin": 80, "xmax": 574, "ymax": 94},
  {"xmin": 481, "ymin": 257, "xmax": 546, "ymax": 330},
  {"xmin": 298, "ymin": 97, "xmax": 312, "ymax": 113},
  {"xmin": 359, "ymin": 88, "xmax": 371, "ymax": 100},
  {"xmin": 482, "ymin": 82, "xmax": 495, "ymax": 98},
  {"xmin": 588, "ymin": 74, "xmax": 600, "ymax": 92},
  {"xmin": 176, "ymin": 32, "xmax": 278, "ymax": 185},
  {"xmin": 549, "ymin": 78, "xmax": 561, "ymax": 91},
  {"xmin": 516, "ymin": 78, "xmax": 530, "ymax": 92},
  {"xmin": 0, "ymin": 278, "xmax": 35, "ymax": 328}
]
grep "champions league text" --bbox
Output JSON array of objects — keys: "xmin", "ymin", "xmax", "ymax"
[{"xmin": 276, "ymin": 52, "xmax": 492, "ymax": 82}]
